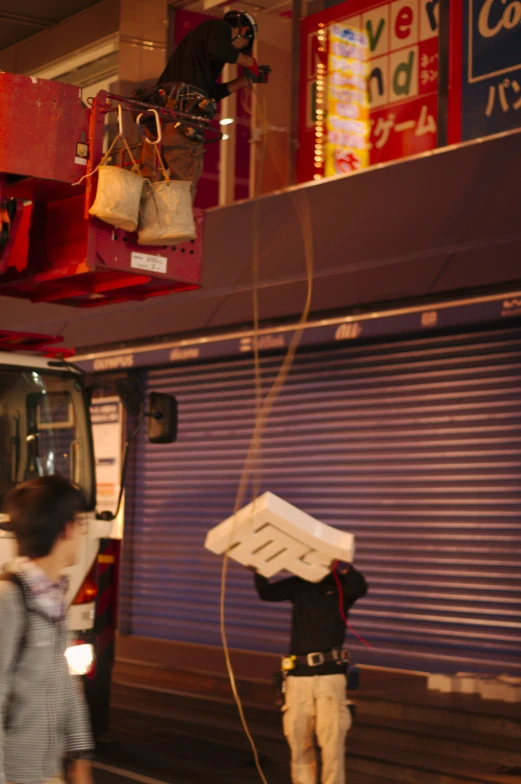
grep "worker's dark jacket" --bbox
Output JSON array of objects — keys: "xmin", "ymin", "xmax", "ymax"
[
  {"xmin": 157, "ymin": 19, "xmax": 240, "ymax": 101},
  {"xmin": 254, "ymin": 568, "xmax": 368, "ymax": 676}
]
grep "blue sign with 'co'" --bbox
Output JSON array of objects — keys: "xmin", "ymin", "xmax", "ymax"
[{"xmin": 461, "ymin": 0, "xmax": 521, "ymax": 139}]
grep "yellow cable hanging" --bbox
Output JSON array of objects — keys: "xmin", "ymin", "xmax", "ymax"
[{"xmin": 219, "ymin": 83, "xmax": 316, "ymax": 784}]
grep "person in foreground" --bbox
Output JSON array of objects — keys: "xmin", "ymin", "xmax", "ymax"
[{"xmin": 0, "ymin": 475, "xmax": 94, "ymax": 784}]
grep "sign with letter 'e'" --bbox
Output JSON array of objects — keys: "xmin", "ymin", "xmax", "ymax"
[
  {"xmin": 324, "ymin": 24, "xmax": 370, "ymax": 176},
  {"xmin": 205, "ymin": 492, "xmax": 355, "ymax": 583},
  {"xmin": 298, "ymin": 0, "xmax": 440, "ymax": 183},
  {"xmin": 448, "ymin": 0, "xmax": 521, "ymax": 142}
]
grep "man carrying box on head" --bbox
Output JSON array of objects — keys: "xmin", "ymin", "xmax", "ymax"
[{"xmin": 253, "ymin": 560, "xmax": 368, "ymax": 784}]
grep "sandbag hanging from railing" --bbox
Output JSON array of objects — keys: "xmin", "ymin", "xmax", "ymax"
[
  {"xmin": 88, "ymin": 131, "xmax": 145, "ymax": 233},
  {"xmin": 138, "ymin": 180, "xmax": 196, "ymax": 246},
  {"xmin": 137, "ymin": 141, "xmax": 196, "ymax": 246}
]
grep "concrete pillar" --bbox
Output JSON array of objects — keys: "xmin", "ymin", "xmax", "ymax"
[{"xmin": 118, "ymin": 0, "xmax": 169, "ymax": 97}]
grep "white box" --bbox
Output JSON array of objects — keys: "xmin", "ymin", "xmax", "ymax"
[
  {"xmin": 479, "ymin": 678, "xmax": 513, "ymax": 701},
  {"xmin": 497, "ymin": 674, "xmax": 521, "ymax": 686},
  {"xmin": 427, "ymin": 674, "xmax": 453, "ymax": 692},
  {"xmin": 205, "ymin": 492, "xmax": 355, "ymax": 583},
  {"xmin": 453, "ymin": 673, "xmax": 479, "ymax": 695},
  {"xmin": 493, "ymin": 675, "xmax": 521, "ymax": 702}
]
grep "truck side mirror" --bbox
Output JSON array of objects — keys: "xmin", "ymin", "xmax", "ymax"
[{"xmin": 147, "ymin": 392, "xmax": 178, "ymax": 444}]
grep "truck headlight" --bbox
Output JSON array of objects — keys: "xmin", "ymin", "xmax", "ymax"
[{"xmin": 65, "ymin": 643, "xmax": 94, "ymax": 676}]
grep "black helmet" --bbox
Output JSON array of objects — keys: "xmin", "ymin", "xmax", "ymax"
[{"xmin": 224, "ymin": 10, "xmax": 258, "ymax": 46}]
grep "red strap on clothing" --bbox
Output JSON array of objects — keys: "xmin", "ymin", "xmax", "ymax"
[{"xmin": 332, "ymin": 562, "xmax": 373, "ymax": 649}]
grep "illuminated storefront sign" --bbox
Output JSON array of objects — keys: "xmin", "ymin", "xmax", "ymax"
[
  {"xmin": 299, "ymin": 0, "xmax": 439, "ymax": 182},
  {"xmin": 324, "ymin": 23, "xmax": 369, "ymax": 176}
]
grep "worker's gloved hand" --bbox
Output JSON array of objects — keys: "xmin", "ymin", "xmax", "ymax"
[
  {"xmin": 246, "ymin": 63, "xmax": 272, "ymax": 84},
  {"xmin": 257, "ymin": 66, "xmax": 271, "ymax": 84}
]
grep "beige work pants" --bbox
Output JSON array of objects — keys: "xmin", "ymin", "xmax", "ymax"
[{"xmin": 282, "ymin": 674, "xmax": 352, "ymax": 784}]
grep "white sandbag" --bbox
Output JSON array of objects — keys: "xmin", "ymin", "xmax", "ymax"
[
  {"xmin": 89, "ymin": 165, "xmax": 144, "ymax": 233},
  {"xmin": 138, "ymin": 180, "xmax": 196, "ymax": 246}
]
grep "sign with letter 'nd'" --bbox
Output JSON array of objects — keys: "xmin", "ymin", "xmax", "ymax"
[
  {"xmin": 298, "ymin": 0, "xmax": 439, "ymax": 182},
  {"xmin": 205, "ymin": 492, "xmax": 355, "ymax": 583}
]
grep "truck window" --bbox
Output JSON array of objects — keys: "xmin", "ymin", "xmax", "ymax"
[{"xmin": 0, "ymin": 368, "xmax": 94, "ymax": 510}]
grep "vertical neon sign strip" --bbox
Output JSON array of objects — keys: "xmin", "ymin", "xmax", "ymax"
[
  {"xmin": 325, "ymin": 24, "xmax": 370, "ymax": 177},
  {"xmin": 314, "ymin": 24, "xmax": 328, "ymax": 179}
]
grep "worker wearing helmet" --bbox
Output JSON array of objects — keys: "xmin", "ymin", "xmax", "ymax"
[
  {"xmin": 158, "ymin": 11, "xmax": 265, "ymax": 101},
  {"xmin": 139, "ymin": 11, "xmax": 270, "ymax": 197}
]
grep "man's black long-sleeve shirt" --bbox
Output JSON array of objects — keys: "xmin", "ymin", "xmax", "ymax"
[
  {"xmin": 157, "ymin": 20, "xmax": 240, "ymax": 102},
  {"xmin": 254, "ymin": 567, "xmax": 368, "ymax": 676}
]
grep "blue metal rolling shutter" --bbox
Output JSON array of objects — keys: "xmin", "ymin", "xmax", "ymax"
[{"xmin": 122, "ymin": 325, "xmax": 521, "ymax": 674}]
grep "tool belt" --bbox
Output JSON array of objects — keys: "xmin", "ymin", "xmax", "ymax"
[
  {"xmin": 134, "ymin": 83, "xmax": 216, "ymax": 119},
  {"xmin": 281, "ymin": 647, "xmax": 350, "ymax": 671},
  {"xmin": 134, "ymin": 82, "xmax": 217, "ymax": 145}
]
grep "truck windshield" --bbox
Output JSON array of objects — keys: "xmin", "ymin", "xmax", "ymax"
[{"xmin": 0, "ymin": 366, "xmax": 94, "ymax": 510}]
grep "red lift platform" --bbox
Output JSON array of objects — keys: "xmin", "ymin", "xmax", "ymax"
[
  {"xmin": 0, "ymin": 73, "xmax": 207, "ymax": 307},
  {"xmin": 0, "ymin": 330, "xmax": 74, "ymax": 358}
]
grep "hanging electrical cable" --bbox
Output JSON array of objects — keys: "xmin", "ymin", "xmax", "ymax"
[{"xmin": 218, "ymin": 81, "xmax": 316, "ymax": 784}]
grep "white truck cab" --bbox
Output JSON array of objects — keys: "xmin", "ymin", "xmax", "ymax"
[
  {"xmin": 0, "ymin": 336, "xmax": 177, "ymax": 735},
  {"xmin": 0, "ymin": 352, "xmax": 110, "ymax": 660}
]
